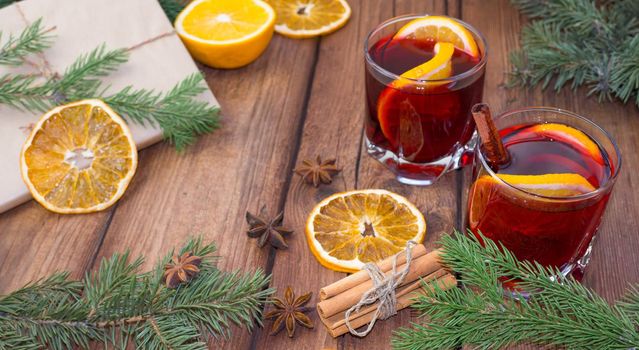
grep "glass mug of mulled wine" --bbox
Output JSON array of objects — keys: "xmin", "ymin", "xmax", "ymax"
[
  {"xmin": 467, "ymin": 107, "xmax": 621, "ymax": 278},
  {"xmin": 364, "ymin": 14, "xmax": 487, "ymax": 185}
]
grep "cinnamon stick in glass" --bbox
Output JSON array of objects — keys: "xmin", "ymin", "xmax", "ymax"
[
  {"xmin": 471, "ymin": 103, "xmax": 510, "ymax": 167},
  {"xmin": 320, "ymin": 244, "xmax": 429, "ymax": 300}
]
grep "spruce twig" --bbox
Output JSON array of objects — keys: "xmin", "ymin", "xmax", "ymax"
[
  {"xmin": 509, "ymin": 0, "xmax": 639, "ymax": 106},
  {"xmin": 392, "ymin": 231, "xmax": 639, "ymax": 350},
  {"xmin": 0, "ymin": 237, "xmax": 274, "ymax": 350},
  {"xmin": 0, "ymin": 18, "xmax": 53, "ymax": 66},
  {"xmin": 0, "ymin": 17, "xmax": 220, "ymax": 150}
]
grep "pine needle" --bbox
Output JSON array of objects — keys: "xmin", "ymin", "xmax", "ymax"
[
  {"xmin": 0, "ymin": 17, "xmax": 220, "ymax": 150},
  {"xmin": 0, "ymin": 18, "xmax": 53, "ymax": 66},
  {"xmin": 392, "ymin": 231, "xmax": 639, "ymax": 350},
  {"xmin": 509, "ymin": 0, "xmax": 639, "ymax": 106},
  {"xmin": 0, "ymin": 237, "xmax": 274, "ymax": 350}
]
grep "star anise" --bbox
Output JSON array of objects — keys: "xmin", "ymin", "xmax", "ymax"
[
  {"xmin": 294, "ymin": 155, "xmax": 341, "ymax": 187},
  {"xmin": 162, "ymin": 252, "xmax": 202, "ymax": 288},
  {"xmin": 265, "ymin": 286, "xmax": 314, "ymax": 338},
  {"xmin": 246, "ymin": 207, "xmax": 293, "ymax": 249}
]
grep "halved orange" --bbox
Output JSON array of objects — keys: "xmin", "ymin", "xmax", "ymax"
[
  {"xmin": 394, "ymin": 15, "xmax": 479, "ymax": 58},
  {"xmin": 176, "ymin": 0, "xmax": 276, "ymax": 68},
  {"xmin": 528, "ymin": 123, "xmax": 604, "ymax": 165},
  {"xmin": 20, "ymin": 100, "xmax": 138, "ymax": 214},
  {"xmin": 267, "ymin": 0, "xmax": 351, "ymax": 39},
  {"xmin": 306, "ymin": 189, "xmax": 426, "ymax": 273}
]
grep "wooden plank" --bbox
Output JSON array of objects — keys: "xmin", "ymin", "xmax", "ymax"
[
  {"xmin": 343, "ymin": 1, "xmax": 456, "ymax": 349},
  {"xmin": 85, "ymin": 35, "xmax": 318, "ymax": 349},
  {"xmin": 0, "ymin": 204, "xmax": 110, "ymax": 294},
  {"xmin": 250, "ymin": 1, "xmax": 397, "ymax": 349}
]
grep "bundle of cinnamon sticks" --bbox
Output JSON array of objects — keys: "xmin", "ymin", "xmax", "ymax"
[{"xmin": 317, "ymin": 245, "xmax": 457, "ymax": 337}]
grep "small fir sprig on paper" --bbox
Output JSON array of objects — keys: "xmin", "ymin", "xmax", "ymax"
[
  {"xmin": 0, "ymin": 237, "xmax": 274, "ymax": 350},
  {"xmin": 509, "ymin": 0, "xmax": 639, "ymax": 107},
  {"xmin": 0, "ymin": 16, "xmax": 219, "ymax": 150},
  {"xmin": 392, "ymin": 231, "xmax": 639, "ymax": 350}
]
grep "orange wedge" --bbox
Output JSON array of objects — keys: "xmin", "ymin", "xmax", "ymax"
[
  {"xmin": 20, "ymin": 100, "xmax": 138, "ymax": 214},
  {"xmin": 267, "ymin": 0, "xmax": 351, "ymax": 39},
  {"xmin": 497, "ymin": 173, "xmax": 596, "ymax": 197},
  {"xmin": 175, "ymin": 0, "xmax": 276, "ymax": 68},
  {"xmin": 306, "ymin": 189, "xmax": 426, "ymax": 273},
  {"xmin": 394, "ymin": 15, "xmax": 479, "ymax": 58},
  {"xmin": 376, "ymin": 42, "xmax": 455, "ymax": 159},
  {"xmin": 529, "ymin": 123, "xmax": 604, "ymax": 165},
  {"xmin": 469, "ymin": 173, "xmax": 596, "ymax": 224}
]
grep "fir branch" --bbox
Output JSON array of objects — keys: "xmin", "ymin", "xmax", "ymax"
[
  {"xmin": 0, "ymin": 18, "xmax": 53, "ymax": 66},
  {"xmin": 0, "ymin": 20, "xmax": 220, "ymax": 150},
  {"xmin": 392, "ymin": 231, "xmax": 639, "ymax": 350},
  {"xmin": 509, "ymin": 0, "xmax": 639, "ymax": 106},
  {"xmin": 0, "ymin": 73, "xmax": 52, "ymax": 111},
  {"xmin": 0, "ymin": 237, "xmax": 274, "ymax": 350},
  {"xmin": 54, "ymin": 44, "xmax": 128, "ymax": 101},
  {"xmin": 103, "ymin": 73, "xmax": 220, "ymax": 150}
]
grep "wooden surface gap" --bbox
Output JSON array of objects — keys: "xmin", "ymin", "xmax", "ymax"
[
  {"xmin": 85, "ymin": 205, "xmax": 118, "ymax": 269},
  {"xmin": 246, "ymin": 38, "xmax": 322, "ymax": 350}
]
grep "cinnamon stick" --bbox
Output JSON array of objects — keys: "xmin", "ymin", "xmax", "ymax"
[
  {"xmin": 471, "ymin": 103, "xmax": 510, "ymax": 167},
  {"xmin": 317, "ymin": 249, "xmax": 443, "ymax": 319},
  {"xmin": 322, "ymin": 269, "xmax": 448, "ymax": 329},
  {"xmin": 319, "ymin": 273, "xmax": 457, "ymax": 338},
  {"xmin": 320, "ymin": 244, "xmax": 429, "ymax": 300}
]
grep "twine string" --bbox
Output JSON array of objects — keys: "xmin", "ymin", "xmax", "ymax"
[{"xmin": 344, "ymin": 240, "xmax": 417, "ymax": 337}]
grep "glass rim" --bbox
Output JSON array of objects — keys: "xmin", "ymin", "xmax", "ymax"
[
  {"xmin": 364, "ymin": 14, "xmax": 488, "ymax": 84},
  {"xmin": 477, "ymin": 106, "xmax": 622, "ymax": 201}
]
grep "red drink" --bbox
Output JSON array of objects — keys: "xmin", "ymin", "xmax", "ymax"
[
  {"xmin": 364, "ymin": 15, "xmax": 486, "ymax": 185},
  {"xmin": 366, "ymin": 38, "xmax": 483, "ymax": 163},
  {"xmin": 468, "ymin": 109, "xmax": 621, "ymax": 275}
]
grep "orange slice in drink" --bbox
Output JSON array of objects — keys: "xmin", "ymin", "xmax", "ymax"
[
  {"xmin": 469, "ymin": 173, "xmax": 596, "ymax": 225},
  {"xmin": 528, "ymin": 123, "xmax": 604, "ymax": 165},
  {"xmin": 393, "ymin": 16, "xmax": 479, "ymax": 58},
  {"xmin": 497, "ymin": 173, "xmax": 596, "ymax": 197},
  {"xmin": 306, "ymin": 189, "xmax": 426, "ymax": 273},
  {"xmin": 376, "ymin": 42, "xmax": 455, "ymax": 160}
]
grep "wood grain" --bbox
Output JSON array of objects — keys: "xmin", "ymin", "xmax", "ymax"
[
  {"xmin": 85, "ymin": 34, "xmax": 318, "ymax": 349},
  {"xmin": 0, "ymin": 203, "xmax": 111, "ymax": 294},
  {"xmin": 1, "ymin": 1, "xmax": 639, "ymax": 350},
  {"xmin": 250, "ymin": 1, "xmax": 394, "ymax": 349}
]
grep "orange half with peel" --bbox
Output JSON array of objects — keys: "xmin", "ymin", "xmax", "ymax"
[{"xmin": 305, "ymin": 189, "xmax": 426, "ymax": 273}]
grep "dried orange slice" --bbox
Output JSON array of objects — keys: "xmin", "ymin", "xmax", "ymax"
[
  {"xmin": 267, "ymin": 0, "xmax": 351, "ymax": 39},
  {"xmin": 306, "ymin": 189, "xmax": 426, "ymax": 273},
  {"xmin": 20, "ymin": 100, "xmax": 138, "ymax": 214},
  {"xmin": 394, "ymin": 15, "xmax": 479, "ymax": 58},
  {"xmin": 176, "ymin": 0, "xmax": 276, "ymax": 68}
]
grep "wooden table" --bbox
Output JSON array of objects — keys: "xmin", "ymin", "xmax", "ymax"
[{"xmin": 2, "ymin": 1, "xmax": 638, "ymax": 349}]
